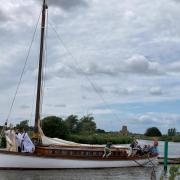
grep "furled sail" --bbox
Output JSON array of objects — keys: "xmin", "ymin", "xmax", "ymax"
[{"xmin": 38, "ymin": 125, "xmax": 128, "ymax": 148}]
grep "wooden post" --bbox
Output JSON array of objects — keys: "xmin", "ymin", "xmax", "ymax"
[{"xmin": 164, "ymin": 141, "xmax": 168, "ymax": 173}]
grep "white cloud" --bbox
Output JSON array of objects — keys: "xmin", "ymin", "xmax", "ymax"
[
  {"xmin": 91, "ymin": 108, "xmax": 114, "ymax": 115},
  {"xmin": 36, "ymin": 0, "xmax": 89, "ymax": 11},
  {"xmin": 0, "ymin": 9, "xmax": 11, "ymax": 23},
  {"xmin": 65, "ymin": 54, "xmax": 165, "ymax": 77},
  {"xmin": 166, "ymin": 61, "xmax": 180, "ymax": 73},
  {"xmin": 1, "ymin": 0, "xmax": 180, "ymax": 133},
  {"xmin": 20, "ymin": 105, "xmax": 30, "ymax": 109},
  {"xmin": 122, "ymin": 55, "xmax": 164, "ymax": 75},
  {"xmin": 149, "ymin": 86, "xmax": 162, "ymax": 96},
  {"xmin": 94, "ymin": 111, "xmax": 180, "ymax": 133}
]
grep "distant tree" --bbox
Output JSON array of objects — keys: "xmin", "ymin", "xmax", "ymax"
[
  {"xmin": 65, "ymin": 115, "xmax": 79, "ymax": 133},
  {"xmin": 0, "ymin": 126, "xmax": 3, "ymax": 131},
  {"xmin": 168, "ymin": 128, "xmax": 176, "ymax": 136},
  {"xmin": 77, "ymin": 114, "xmax": 96, "ymax": 134},
  {"xmin": 168, "ymin": 129, "xmax": 170, "ymax": 136},
  {"xmin": 145, "ymin": 127, "xmax": 162, "ymax": 137},
  {"xmin": 16, "ymin": 120, "xmax": 29, "ymax": 131},
  {"xmin": 96, "ymin": 128, "xmax": 106, "ymax": 133},
  {"xmin": 41, "ymin": 116, "xmax": 69, "ymax": 139}
]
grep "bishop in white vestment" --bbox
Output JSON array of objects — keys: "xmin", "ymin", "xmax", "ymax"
[{"xmin": 21, "ymin": 132, "xmax": 35, "ymax": 153}]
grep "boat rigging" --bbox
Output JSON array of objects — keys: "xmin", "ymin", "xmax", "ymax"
[{"xmin": 0, "ymin": 0, "xmax": 159, "ymax": 169}]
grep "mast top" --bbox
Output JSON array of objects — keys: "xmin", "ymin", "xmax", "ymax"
[{"xmin": 43, "ymin": 0, "xmax": 48, "ymax": 9}]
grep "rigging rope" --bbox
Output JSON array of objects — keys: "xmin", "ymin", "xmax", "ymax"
[
  {"xmin": 132, "ymin": 155, "xmax": 157, "ymax": 179},
  {"xmin": 1, "ymin": 11, "xmax": 41, "ymax": 136},
  {"xmin": 48, "ymin": 20, "xmax": 121, "ymax": 123}
]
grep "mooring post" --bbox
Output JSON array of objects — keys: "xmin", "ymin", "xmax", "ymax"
[{"xmin": 164, "ymin": 141, "xmax": 168, "ymax": 173}]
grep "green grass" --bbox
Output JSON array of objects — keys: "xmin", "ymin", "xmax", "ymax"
[{"xmin": 172, "ymin": 136, "xmax": 180, "ymax": 142}]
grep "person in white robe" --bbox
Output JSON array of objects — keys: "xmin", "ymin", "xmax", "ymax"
[
  {"xmin": 15, "ymin": 129, "xmax": 23, "ymax": 152},
  {"xmin": 21, "ymin": 131, "xmax": 35, "ymax": 153},
  {"xmin": 5, "ymin": 129, "xmax": 12, "ymax": 151},
  {"xmin": 5, "ymin": 124, "xmax": 16, "ymax": 152}
]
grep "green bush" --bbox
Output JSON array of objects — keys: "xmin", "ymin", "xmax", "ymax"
[
  {"xmin": 67, "ymin": 133, "xmax": 132, "ymax": 144},
  {"xmin": 144, "ymin": 127, "xmax": 162, "ymax": 137},
  {"xmin": 159, "ymin": 135, "xmax": 172, "ymax": 141},
  {"xmin": 41, "ymin": 116, "xmax": 69, "ymax": 139},
  {"xmin": 0, "ymin": 136, "xmax": 6, "ymax": 148}
]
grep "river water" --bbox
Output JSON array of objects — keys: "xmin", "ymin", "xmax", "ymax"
[
  {"xmin": 0, "ymin": 167, "xmax": 163, "ymax": 180},
  {"xmin": 0, "ymin": 140, "xmax": 179, "ymax": 180}
]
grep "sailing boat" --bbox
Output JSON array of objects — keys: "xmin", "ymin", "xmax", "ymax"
[{"xmin": 0, "ymin": 0, "xmax": 158, "ymax": 169}]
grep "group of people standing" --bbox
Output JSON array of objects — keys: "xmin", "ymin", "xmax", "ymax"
[
  {"xmin": 129, "ymin": 137, "xmax": 159, "ymax": 157},
  {"xmin": 4, "ymin": 124, "xmax": 35, "ymax": 153}
]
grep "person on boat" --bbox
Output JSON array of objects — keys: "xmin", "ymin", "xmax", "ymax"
[
  {"xmin": 150, "ymin": 137, "xmax": 159, "ymax": 156},
  {"xmin": 128, "ymin": 137, "xmax": 138, "ymax": 156},
  {"xmin": 21, "ymin": 130, "xmax": 35, "ymax": 153},
  {"xmin": 153, "ymin": 137, "xmax": 158, "ymax": 147},
  {"xmin": 136, "ymin": 144, "xmax": 145, "ymax": 156},
  {"xmin": 4, "ymin": 127, "xmax": 11, "ymax": 151},
  {"xmin": 15, "ymin": 129, "xmax": 22, "ymax": 152},
  {"xmin": 4, "ymin": 124, "xmax": 16, "ymax": 152},
  {"xmin": 142, "ymin": 144, "xmax": 151, "ymax": 154},
  {"xmin": 103, "ymin": 142, "xmax": 112, "ymax": 158},
  {"xmin": 130, "ymin": 136, "xmax": 138, "ymax": 149}
]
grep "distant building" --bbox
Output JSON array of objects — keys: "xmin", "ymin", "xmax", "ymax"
[{"xmin": 120, "ymin": 125, "xmax": 129, "ymax": 136}]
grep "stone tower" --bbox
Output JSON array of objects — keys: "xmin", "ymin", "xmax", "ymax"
[{"xmin": 120, "ymin": 125, "xmax": 129, "ymax": 136}]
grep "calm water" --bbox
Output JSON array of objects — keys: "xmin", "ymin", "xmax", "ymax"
[
  {"xmin": 0, "ymin": 140, "xmax": 179, "ymax": 180},
  {"xmin": 0, "ymin": 167, "xmax": 163, "ymax": 180}
]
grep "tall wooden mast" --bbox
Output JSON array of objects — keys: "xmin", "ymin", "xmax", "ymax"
[{"xmin": 33, "ymin": 0, "xmax": 48, "ymax": 141}]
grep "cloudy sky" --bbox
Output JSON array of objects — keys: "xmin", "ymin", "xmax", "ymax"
[{"xmin": 1, "ymin": 0, "xmax": 180, "ymax": 134}]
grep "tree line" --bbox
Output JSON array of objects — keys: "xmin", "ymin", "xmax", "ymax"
[
  {"xmin": 15, "ymin": 114, "xmax": 101, "ymax": 138},
  {"xmin": 3, "ymin": 116, "xmax": 178, "ymax": 144},
  {"xmin": 3, "ymin": 118, "xmax": 164, "ymax": 138},
  {"xmin": 42, "ymin": 114, "xmax": 99, "ymax": 139},
  {"xmin": 13, "ymin": 115, "xmax": 132, "ymax": 144}
]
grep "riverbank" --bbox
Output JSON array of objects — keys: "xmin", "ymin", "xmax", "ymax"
[
  {"xmin": 135, "ymin": 135, "xmax": 180, "ymax": 142},
  {"xmin": 66, "ymin": 133, "xmax": 180, "ymax": 145}
]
